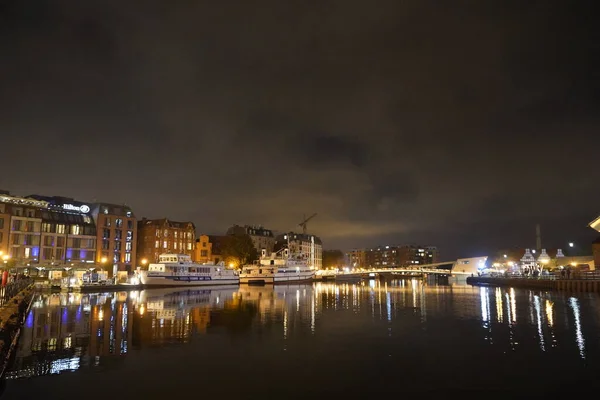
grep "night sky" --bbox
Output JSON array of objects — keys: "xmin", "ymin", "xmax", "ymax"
[{"xmin": 1, "ymin": 1, "xmax": 599, "ymax": 259}]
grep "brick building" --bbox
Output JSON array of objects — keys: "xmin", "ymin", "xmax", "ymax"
[{"xmin": 137, "ymin": 218, "xmax": 195, "ymax": 263}]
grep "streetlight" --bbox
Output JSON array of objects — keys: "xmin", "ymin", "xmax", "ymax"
[{"xmin": 569, "ymin": 242, "xmax": 574, "ymax": 248}]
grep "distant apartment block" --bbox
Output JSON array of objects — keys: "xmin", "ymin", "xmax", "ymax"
[{"xmin": 351, "ymin": 245, "xmax": 439, "ymax": 268}]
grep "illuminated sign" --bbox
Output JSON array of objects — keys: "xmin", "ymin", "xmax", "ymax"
[{"xmin": 63, "ymin": 204, "xmax": 90, "ymax": 213}]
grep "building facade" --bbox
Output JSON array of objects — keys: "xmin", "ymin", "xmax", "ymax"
[
  {"xmin": 226, "ymin": 225, "xmax": 275, "ymax": 253},
  {"xmin": 0, "ymin": 201, "xmax": 9, "ymax": 257},
  {"xmin": 0, "ymin": 194, "xmax": 45, "ymax": 263},
  {"xmin": 27, "ymin": 196, "xmax": 137, "ymax": 275},
  {"xmin": 273, "ymin": 232, "xmax": 322, "ymax": 270},
  {"xmin": 137, "ymin": 218, "xmax": 195, "ymax": 263},
  {"xmin": 347, "ymin": 249, "xmax": 367, "ymax": 268},
  {"xmin": 193, "ymin": 234, "xmax": 213, "ymax": 263},
  {"xmin": 363, "ymin": 245, "xmax": 439, "ymax": 268}
]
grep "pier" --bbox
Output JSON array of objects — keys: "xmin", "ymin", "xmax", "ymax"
[{"xmin": 467, "ymin": 274, "xmax": 600, "ymax": 292}]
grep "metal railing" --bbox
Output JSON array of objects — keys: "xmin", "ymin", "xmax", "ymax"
[
  {"xmin": 477, "ymin": 271, "xmax": 600, "ymax": 281},
  {"xmin": 0, "ymin": 278, "xmax": 33, "ymax": 308}
]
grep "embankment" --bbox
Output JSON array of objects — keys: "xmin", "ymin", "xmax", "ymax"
[
  {"xmin": 467, "ymin": 276, "xmax": 600, "ymax": 292},
  {"xmin": 0, "ymin": 282, "xmax": 35, "ymax": 379}
]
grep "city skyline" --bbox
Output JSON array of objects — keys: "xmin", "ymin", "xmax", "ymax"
[{"xmin": 1, "ymin": 1, "xmax": 598, "ymax": 260}]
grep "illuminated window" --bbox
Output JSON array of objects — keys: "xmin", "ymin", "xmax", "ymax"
[
  {"xmin": 163, "ymin": 241, "xmax": 167, "ymax": 249},
  {"xmin": 155, "ymin": 240, "xmax": 159, "ymax": 249}
]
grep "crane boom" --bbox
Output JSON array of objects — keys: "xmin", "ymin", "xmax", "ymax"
[{"xmin": 298, "ymin": 213, "xmax": 317, "ymax": 234}]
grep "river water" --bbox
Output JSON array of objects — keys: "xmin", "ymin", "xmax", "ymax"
[{"xmin": 2, "ymin": 278, "xmax": 600, "ymax": 399}]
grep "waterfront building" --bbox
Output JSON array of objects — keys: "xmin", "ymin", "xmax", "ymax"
[
  {"xmin": 273, "ymin": 232, "xmax": 322, "ymax": 270},
  {"xmin": 452, "ymin": 256, "xmax": 487, "ymax": 274},
  {"xmin": 588, "ymin": 215, "xmax": 600, "ymax": 269},
  {"xmin": 137, "ymin": 218, "xmax": 195, "ymax": 263},
  {"xmin": 193, "ymin": 234, "xmax": 213, "ymax": 263},
  {"xmin": 90, "ymin": 203, "xmax": 137, "ymax": 274},
  {"xmin": 27, "ymin": 196, "xmax": 137, "ymax": 275},
  {"xmin": 207, "ymin": 235, "xmax": 229, "ymax": 264},
  {"xmin": 346, "ymin": 249, "xmax": 366, "ymax": 268},
  {"xmin": 226, "ymin": 224, "xmax": 275, "ymax": 253},
  {"xmin": 363, "ymin": 244, "xmax": 439, "ymax": 268},
  {"xmin": 520, "ymin": 249, "xmax": 536, "ymax": 269}
]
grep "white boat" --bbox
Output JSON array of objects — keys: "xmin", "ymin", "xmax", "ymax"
[
  {"xmin": 240, "ymin": 248, "xmax": 315, "ymax": 284},
  {"xmin": 140, "ymin": 254, "xmax": 239, "ymax": 287}
]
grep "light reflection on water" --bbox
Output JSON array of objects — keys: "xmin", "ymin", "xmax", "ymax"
[{"xmin": 4, "ymin": 279, "xmax": 600, "ymax": 397}]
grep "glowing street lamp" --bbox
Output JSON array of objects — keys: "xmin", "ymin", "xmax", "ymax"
[
  {"xmin": 569, "ymin": 242, "xmax": 574, "ymax": 248},
  {"xmin": 141, "ymin": 258, "xmax": 148, "ymax": 266}
]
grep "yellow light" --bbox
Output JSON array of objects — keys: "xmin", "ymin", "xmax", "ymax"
[
  {"xmin": 2, "ymin": 255, "xmax": 9, "ymax": 261},
  {"xmin": 101, "ymin": 257, "xmax": 107, "ymax": 263},
  {"xmin": 571, "ymin": 262, "xmax": 577, "ymax": 267},
  {"xmin": 141, "ymin": 258, "xmax": 148, "ymax": 265},
  {"xmin": 229, "ymin": 263, "xmax": 234, "ymax": 268}
]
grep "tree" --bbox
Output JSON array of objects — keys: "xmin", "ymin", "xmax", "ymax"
[
  {"xmin": 221, "ymin": 234, "xmax": 258, "ymax": 269},
  {"xmin": 322, "ymin": 250, "xmax": 345, "ymax": 269}
]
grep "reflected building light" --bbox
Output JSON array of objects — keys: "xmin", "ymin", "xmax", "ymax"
[
  {"xmin": 283, "ymin": 311, "xmax": 288, "ymax": 340},
  {"xmin": 533, "ymin": 296, "xmax": 545, "ymax": 351},
  {"xmin": 569, "ymin": 297, "xmax": 586, "ymax": 359},
  {"xmin": 545, "ymin": 300, "xmax": 554, "ymax": 327},
  {"xmin": 495, "ymin": 288, "xmax": 503, "ymax": 323},
  {"xmin": 480, "ymin": 287, "xmax": 490, "ymax": 323},
  {"xmin": 509, "ymin": 288, "xmax": 517, "ymax": 323},
  {"xmin": 50, "ymin": 357, "xmax": 80, "ymax": 374},
  {"xmin": 412, "ymin": 282, "xmax": 417, "ymax": 309},
  {"xmin": 310, "ymin": 296, "xmax": 315, "ymax": 334},
  {"xmin": 386, "ymin": 292, "xmax": 391, "ymax": 322},
  {"xmin": 296, "ymin": 290, "xmax": 300, "ymax": 312}
]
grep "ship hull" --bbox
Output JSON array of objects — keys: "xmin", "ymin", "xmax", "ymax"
[
  {"xmin": 141, "ymin": 275, "xmax": 239, "ymax": 287},
  {"xmin": 240, "ymin": 271, "xmax": 314, "ymax": 285}
]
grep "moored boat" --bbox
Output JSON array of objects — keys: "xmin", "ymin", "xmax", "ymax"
[
  {"xmin": 240, "ymin": 248, "xmax": 315, "ymax": 284},
  {"xmin": 140, "ymin": 254, "xmax": 239, "ymax": 287}
]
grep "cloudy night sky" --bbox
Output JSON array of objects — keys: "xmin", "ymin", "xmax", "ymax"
[{"xmin": 1, "ymin": 1, "xmax": 598, "ymax": 259}]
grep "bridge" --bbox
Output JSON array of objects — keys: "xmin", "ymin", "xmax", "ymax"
[{"xmin": 314, "ymin": 261, "xmax": 473, "ymax": 281}]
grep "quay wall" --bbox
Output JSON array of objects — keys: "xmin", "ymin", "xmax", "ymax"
[
  {"xmin": 0, "ymin": 282, "xmax": 35, "ymax": 379},
  {"xmin": 467, "ymin": 277, "xmax": 600, "ymax": 292}
]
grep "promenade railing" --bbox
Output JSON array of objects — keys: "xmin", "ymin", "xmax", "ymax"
[{"xmin": 0, "ymin": 278, "xmax": 34, "ymax": 308}]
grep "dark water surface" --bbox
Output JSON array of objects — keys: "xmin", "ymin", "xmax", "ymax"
[{"xmin": 2, "ymin": 279, "xmax": 600, "ymax": 399}]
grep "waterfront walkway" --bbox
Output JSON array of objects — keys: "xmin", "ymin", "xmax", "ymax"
[{"xmin": 467, "ymin": 274, "xmax": 600, "ymax": 292}]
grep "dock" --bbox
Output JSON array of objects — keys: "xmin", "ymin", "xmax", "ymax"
[{"xmin": 467, "ymin": 276, "xmax": 600, "ymax": 293}]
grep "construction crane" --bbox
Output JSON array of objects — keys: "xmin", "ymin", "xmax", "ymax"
[{"xmin": 298, "ymin": 213, "xmax": 317, "ymax": 235}]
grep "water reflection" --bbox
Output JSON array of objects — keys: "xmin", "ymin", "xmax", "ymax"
[{"xmin": 6, "ymin": 279, "xmax": 600, "ymax": 384}]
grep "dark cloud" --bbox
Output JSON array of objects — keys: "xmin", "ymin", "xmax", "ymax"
[{"xmin": 1, "ymin": 0, "xmax": 599, "ymax": 259}]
